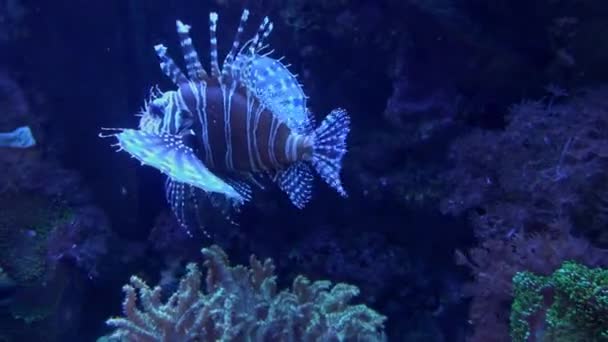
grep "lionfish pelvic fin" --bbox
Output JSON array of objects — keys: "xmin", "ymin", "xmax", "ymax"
[{"xmin": 165, "ymin": 178, "xmax": 244, "ymax": 237}]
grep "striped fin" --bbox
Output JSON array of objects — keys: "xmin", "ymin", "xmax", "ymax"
[
  {"xmin": 101, "ymin": 129, "xmax": 244, "ymax": 200},
  {"xmin": 249, "ymin": 16, "xmax": 273, "ymax": 55},
  {"xmin": 275, "ymin": 162, "xmax": 313, "ymax": 209},
  {"xmin": 154, "ymin": 44, "xmax": 189, "ymax": 86},
  {"xmin": 242, "ymin": 56, "xmax": 308, "ymax": 131},
  {"xmin": 165, "ymin": 179, "xmax": 243, "ymax": 236},
  {"xmin": 176, "ymin": 20, "xmax": 207, "ymax": 80},
  {"xmin": 311, "ymin": 108, "xmax": 350, "ymax": 197},
  {"xmin": 209, "ymin": 12, "xmax": 221, "ymax": 78},
  {"xmin": 223, "ymin": 9, "xmax": 250, "ymax": 79},
  {"xmin": 223, "ymin": 177, "xmax": 253, "ymax": 201},
  {"xmin": 165, "ymin": 179, "xmax": 204, "ymax": 236}
]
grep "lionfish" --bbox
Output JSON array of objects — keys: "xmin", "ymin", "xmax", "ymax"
[{"xmin": 101, "ymin": 9, "xmax": 350, "ymax": 232}]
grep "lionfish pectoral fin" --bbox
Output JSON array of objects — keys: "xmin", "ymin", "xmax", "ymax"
[
  {"xmin": 223, "ymin": 176, "xmax": 253, "ymax": 201},
  {"xmin": 310, "ymin": 108, "xmax": 351, "ymax": 197},
  {"xmin": 275, "ymin": 162, "xmax": 314, "ymax": 209},
  {"xmin": 111, "ymin": 129, "xmax": 244, "ymax": 201}
]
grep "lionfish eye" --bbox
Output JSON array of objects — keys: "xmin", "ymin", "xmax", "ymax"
[{"xmin": 148, "ymin": 101, "xmax": 165, "ymax": 117}]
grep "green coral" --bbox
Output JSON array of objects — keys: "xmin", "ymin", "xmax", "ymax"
[
  {"xmin": 510, "ymin": 271, "xmax": 547, "ymax": 341},
  {"xmin": 106, "ymin": 245, "xmax": 386, "ymax": 341},
  {"xmin": 510, "ymin": 261, "xmax": 608, "ymax": 341},
  {"xmin": 0, "ymin": 192, "xmax": 73, "ymax": 285},
  {"xmin": 0, "ymin": 192, "xmax": 74, "ymax": 329}
]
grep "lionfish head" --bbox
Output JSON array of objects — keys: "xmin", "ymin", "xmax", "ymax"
[
  {"xmin": 137, "ymin": 87, "xmax": 193, "ymax": 135},
  {"xmin": 136, "ymin": 87, "xmax": 164, "ymax": 133}
]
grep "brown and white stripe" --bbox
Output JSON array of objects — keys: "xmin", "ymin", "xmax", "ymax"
[{"xmin": 177, "ymin": 81, "xmax": 308, "ymax": 174}]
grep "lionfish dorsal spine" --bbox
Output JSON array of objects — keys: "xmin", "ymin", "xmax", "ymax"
[
  {"xmin": 250, "ymin": 16, "xmax": 272, "ymax": 56},
  {"xmin": 222, "ymin": 9, "xmax": 250, "ymax": 80},
  {"xmin": 208, "ymin": 12, "xmax": 221, "ymax": 78},
  {"xmin": 154, "ymin": 44, "xmax": 188, "ymax": 86},
  {"xmin": 176, "ymin": 20, "xmax": 207, "ymax": 80}
]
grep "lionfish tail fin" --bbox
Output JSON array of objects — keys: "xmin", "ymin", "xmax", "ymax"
[{"xmin": 311, "ymin": 108, "xmax": 350, "ymax": 197}]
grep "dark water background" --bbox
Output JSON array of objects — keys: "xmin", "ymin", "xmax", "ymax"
[{"xmin": 1, "ymin": 0, "xmax": 607, "ymax": 341}]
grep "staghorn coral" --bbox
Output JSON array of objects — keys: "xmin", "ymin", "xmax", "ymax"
[{"xmin": 106, "ymin": 245, "xmax": 386, "ymax": 341}]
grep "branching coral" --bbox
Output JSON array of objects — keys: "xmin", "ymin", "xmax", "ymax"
[
  {"xmin": 106, "ymin": 245, "xmax": 386, "ymax": 341},
  {"xmin": 511, "ymin": 261, "xmax": 608, "ymax": 341}
]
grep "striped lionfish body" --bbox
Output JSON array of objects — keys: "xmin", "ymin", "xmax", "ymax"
[
  {"xmin": 101, "ymin": 9, "xmax": 350, "ymax": 232},
  {"xmin": 178, "ymin": 75, "xmax": 310, "ymax": 173}
]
